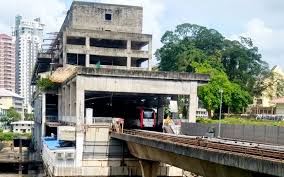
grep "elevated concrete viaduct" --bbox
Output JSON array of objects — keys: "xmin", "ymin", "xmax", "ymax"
[{"xmin": 111, "ymin": 131, "xmax": 283, "ymax": 177}]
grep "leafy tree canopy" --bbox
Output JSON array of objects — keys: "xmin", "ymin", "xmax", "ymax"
[
  {"xmin": 191, "ymin": 59, "xmax": 251, "ymax": 116},
  {"xmin": 156, "ymin": 23, "xmax": 269, "ymax": 95},
  {"xmin": 36, "ymin": 78, "xmax": 57, "ymax": 92},
  {"xmin": 0, "ymin": 107, "xmax": 21, "ymax": 127},
  {"xmin": 255, "ymin": 70, "xmax": 284, "ymax": 99},
  {"xmin": 24, "ymin": 113, "xmax": 34, "ymax": 121}
]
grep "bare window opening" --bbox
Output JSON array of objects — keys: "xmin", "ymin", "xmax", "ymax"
[
  {"xmin": 105, "ymin": 13, "xmax": 112, "ymax": 21},
  {"xmin": 67, "ymin": 53, "xmax": 86, "ymax": 66},
  {"xmin": 90, "ymin": 38, "xmax": 127, "ymax": 49},
  {"xmin": 131, "ymin": 57, "xmax": 148, "ymax": 68},
  {"xmin": 67, "ymin": 36, "xmax": 86, "ymax": 45},
  {"xmin": 90, "ymin": 55, "xmax": 126, "ymax": 66},
  {"xmin": 131, "ymin": 41, "xmax": 149, "ymax": 51}
]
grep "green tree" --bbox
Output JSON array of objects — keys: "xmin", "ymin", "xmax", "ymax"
[
  {"xmin": 254, "ymin": 71, "xmax": 284, "ymax": 99},
  {"xmin": 156, "ymin": 23, "xmax": 269, "ymax": 95},
  {"xmin": 24, "ymin": 113, "xmax": 34, "ymax": 121},
  {"xmin": 36, "ymin": 78, "xmax": 57, "ymax": 91},
  {"xmin": 0, "ymin": 107, "xmax": 21, "ymax": 127},
  {"xmin": 193, "ymin": 61, "xmax": 252, "ymax": 117}
]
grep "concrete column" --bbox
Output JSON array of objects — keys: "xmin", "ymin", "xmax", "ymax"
[
  {"xmin": 76, "ymin": 78, "xmax": 85, "ymax": 124},
  {"xmin": 148, "ymin": 40, "xmax": 152, "ymax": 71},
  {"xmin": 70, "ymin": 82, "xmax": 76, "ymax": 116},
  {"xmin": 61, "ymin": 87, "xmax": 65, "ymax": 117},
  {"xmin": 171, "ymin": 95, "xmax": 178, "ymax": 119},
  {"xmin": 188, "ymin": 82, "xmax": 198, "ymax": 123},
  {"xmin": 75, "ymin": 131, "xmax": 84, "ymax": 167},
  {"xmin": 68, "ymin": 84, "xmax": 72, "ymax": 116},
  {"xmin": 157, "ymin": 97, "xmax": 165, "ymax": 129},
  {"xmin": 64, "ymin": 86, "xmax": 70, "ymax": 117},
  {"xmin": 41, "ymin": 93, "xmax": 46, "ymax": 137},
  {"xmin": 86, "ymin": 54, "xmax": 90, "ymax": 67},
  {"xmin": 58, "ymin": 89, "xmax": 62, "ymax": 120},
  {"xmin": 75, "ymin": 77, "xmax": 85, "ymax": 167},
  {"xmin": 127, "ymin": 40, "xmax": 131, "ymax": 69},
  {"xmin": 85, "ymin": 36, "xmax": 90, "ymax": 67},
  {"xmin": 139, "ymin": 160, "xmax": 159, "ymax": 177},
  {"xmin": 62, "ymin": 33, "xmax": 67, "ymax": 67},
  {"xmin": 69, "ymin": 82, "xmax": 72, "ymax": 116}
]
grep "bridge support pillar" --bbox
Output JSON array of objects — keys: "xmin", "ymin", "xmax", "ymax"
[
  {"xmin": 139, "ymin": 159, "xmax": 159, "ymax": 177},
  {"xmin": 188, "ymin": 82, "xmax": 198, "ymax": 123},
  {"xmin": 157, "ymin": 97, "xmax": 165, "ymax": 130}
]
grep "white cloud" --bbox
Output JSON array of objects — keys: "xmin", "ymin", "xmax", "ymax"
[
  {"xmin": 229, "ymin": 18, "xmax": 284, "ymax": 69},
  {"xmin": 0, "ymin": 0, "xmax": 66, "ymax": 34}
]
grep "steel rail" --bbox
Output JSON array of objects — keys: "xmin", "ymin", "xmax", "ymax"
[{"xmin": 117, "ymin": 130, "xmax": 284, "ymax": 161}]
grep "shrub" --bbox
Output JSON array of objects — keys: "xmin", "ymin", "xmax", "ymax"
[{"xmin": 36, "ymin": 78, "xmax": 57, "ymax": 91}]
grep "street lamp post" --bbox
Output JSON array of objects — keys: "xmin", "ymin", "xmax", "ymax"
[{"xmin": 218, "ymin": 89, "xmax": 223, "ymax": 138}]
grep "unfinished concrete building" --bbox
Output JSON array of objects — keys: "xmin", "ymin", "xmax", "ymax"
[
  {"xmin": 57, "ymin": 1, "xmax": 152, "ymax": 70},
  {"xmin": 32, "ymin": 1, "xmax": 209, "ymax": 177}
]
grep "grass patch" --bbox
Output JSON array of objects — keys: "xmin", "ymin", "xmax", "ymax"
[{"xmin": 196, "ymin": 117, "xmax": 284, "ymax": 127}]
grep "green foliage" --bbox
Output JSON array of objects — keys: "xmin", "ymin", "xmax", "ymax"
[
  {"xmin": 7, "ymin": 107, "xmax": 21, "ymax": 120},
  {"xmin": 197, "ymin": 117, "xmax": 284, "ymax": 127},
  {"xmin": 0, "ymin": 132, "xmax": 32, "ymax": 141},
  {"xmin": 0, "ymin": 132, "xmax": 14, "ymax": 141},
  {"xmin": 24, "ymin": 113, "xmax": 34, "ymax": 121},
  {"xmin": 156, "ymin": 23, "xmax": 269, "ymax": 95},
  {"xmin": 193, "ymin": 61, "xmax": 252, "ymax": 115},
  {"xmin": 255, "ymin": 71, "xmax": 284, "ymax": 99},
  {"xmin": 0, "ymin": 107, "xmax": 21, "ymax": 127},
  {"xmin": 156, "ymin": 23, "xmax": 268, "ymax": 115},
  {"xmin": 36, "ymin": 78, "xmax": 57, "ymax": 91},
  {"xmin": 178, "ymin": 96, "xmax": 188, "ymax": 119}
]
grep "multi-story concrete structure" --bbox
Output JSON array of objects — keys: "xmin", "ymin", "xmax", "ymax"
[
  {"xmin": 0, "ymin": 88, "xmax": 24, "ymax": 117},
  {"xmin": 32, "ymin": 2, "xmax": 209, "ymax": 176},
  {"xmin": 14, "ymin": 15, "xmax": 44, "ymax": 113},
  {"xmin": 0, "ymin": 34, "xmax": 15, "ymax": 92},
  {"xmin": 56, "ymin": 1, "xmax": 152, "ymax": 70},
  {"xmin": 11, "ymin": 120, "xmax": 34, "ymax": 133}
]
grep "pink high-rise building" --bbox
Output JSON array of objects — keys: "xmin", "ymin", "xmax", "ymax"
[{"xmin": 0, "ymin": 34, "xmax": 15, "ymax": 92}]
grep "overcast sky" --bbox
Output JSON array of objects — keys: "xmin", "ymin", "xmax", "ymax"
[{"xmin": 0, "ymin": 0, "xmax": 283, "ymax": 69}]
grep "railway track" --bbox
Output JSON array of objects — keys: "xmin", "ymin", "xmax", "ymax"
[{"xmin": 119, "ymin": 129, "xmax": 284, "ymax": 162}]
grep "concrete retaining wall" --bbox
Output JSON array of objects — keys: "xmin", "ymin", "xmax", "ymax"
[{"xmin": 181, "ymin": 123, "xmax": 284, "ymax": 145}]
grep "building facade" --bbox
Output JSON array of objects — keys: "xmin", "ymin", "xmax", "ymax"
[
  {"xmin": 0, "ymin": 34, "xmax": 15, "ymax": 92},
  {"xmin": 11, "ymin": 120, "xmax": 34, "ymax": 133},
  {"xmin": 271, "ymin": 97, "xmax": 284, "ymax": 116},
  {"xmin": 57, "ymin": 1, "xmax": 152, "ymax": 70},
  {"xmin": 249, "ymin": 65, "xmax": 284, "ymax": 115},
  {"xmin": 0, "ymin": 88, "xmax": 24, "ymax": 117},
  {"xmin": 14, "ymin": 15, "xmax": 44, "ymax": 113}
]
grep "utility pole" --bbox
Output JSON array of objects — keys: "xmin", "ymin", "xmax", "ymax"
[{"xmin": 218, "ymin": 89, "xmax": 223, "ymax": 138}]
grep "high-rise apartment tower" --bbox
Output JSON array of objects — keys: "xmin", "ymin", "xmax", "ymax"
[
  {"xmin": 0, "ymin": 34, "xmax": 15, "ymax": 92},
  {"xmin": 14, "ymin": 15, "xmax": 44, "ymax": 112}
]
